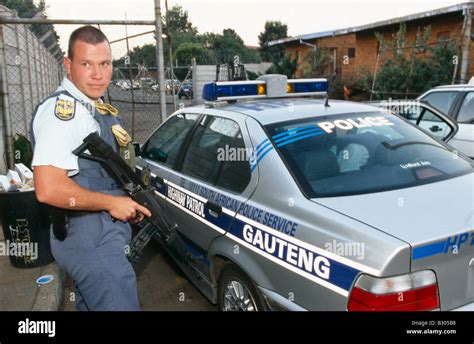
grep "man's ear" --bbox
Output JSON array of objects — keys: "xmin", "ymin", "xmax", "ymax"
[{"xmin": 64, "ymin": 56, "xmax": 72, "ymax": 77}]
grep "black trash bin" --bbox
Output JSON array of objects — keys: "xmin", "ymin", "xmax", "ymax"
[{"xmin": 0, "ymin": 190, "xmax": 54, "ymax": 268}]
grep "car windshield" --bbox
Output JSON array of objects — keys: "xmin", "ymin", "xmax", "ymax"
[{"xmin": 265, "ymin": 112, "xmax": 473, "ymax": 197}]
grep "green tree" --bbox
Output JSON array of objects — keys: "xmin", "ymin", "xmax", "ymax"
[
  {"xmin": 298, "ymin": 48, "xmax": 331, "ymax": 78},
  {"xmin": 265, "ymin": 53, "xmax": 298, "ymax": 78},
  {"xmin": 162, "ymin": 4, "xmax": 199, "ymax": 70},
  {"xmin": 0, "ymin": 0, "xmax": 60, "ymax": 49},
  {"xmin": 115, "ymin": 5, "xmax": 262, "ymax": 74},
  {"xmin": 368, "ymin": 23, "xmax": 459, "ymax": 99},
  {"xmin": 168, "ymin": 31, "xmax": 201, "ymax": 62},
  {"xmin": 1, "ymin": 0, "xmax": 38, "ymax": 17},
  {"xmin": 165, "ymin": 4, "xmax": 197, "ymax": 34},
  {"xmin": 212, "ymin": 29, "xmax": 260, "ymax": 64},
  {"xmin": 173, "ymin": 42, "xmax": 216, "ymax": 66},
  {"xmin": 410, "ymin": 41, "xmax": 458, "ymax": 91},
  {"xmin": 115, "ymin": 44, "xmax": 156, "ymax": 67},
  {"xmin": 258, "ymin": 21, "xmax": 288, "ymax": 63}
]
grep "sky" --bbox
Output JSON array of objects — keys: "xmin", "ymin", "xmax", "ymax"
[{"xmin": 43, "ymin": 0, "xmax": 467, "ymax": 59}]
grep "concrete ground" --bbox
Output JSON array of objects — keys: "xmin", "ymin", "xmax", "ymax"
[
  {"xmin": 1, "ymin": 222, "xmax": 215, "ymax": 312},
  {"xmin": 0, "ymin": 227, "xmax": 64, "ymax": 311},
  {"xmin": 61, "ymin": 238, "xmax": 216, "ymax": 311}
]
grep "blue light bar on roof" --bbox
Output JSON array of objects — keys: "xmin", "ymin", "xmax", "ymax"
[
  {"xmin": 202, "ymin": 75, "xmax": 328, "ymax": 102},
  {"xmin": 202, "ymin": 81, "xmax": 266, "ymax": 101},
  {"xmin": 287, "ymin": 78, "xmax": 328, "ymax": 96}
]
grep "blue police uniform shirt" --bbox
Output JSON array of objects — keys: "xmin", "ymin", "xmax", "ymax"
[{"xmin": 31, "ymin": 78, "xmax": 101, "ymax": 176}]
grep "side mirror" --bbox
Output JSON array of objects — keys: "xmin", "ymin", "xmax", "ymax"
[
  {"xmin": 132, "ymin": 142, "xmax": 142, "ymax": 157},
  {"xmin": 147, "ymin": 147, "xmax": 168, "ymax": 163}
]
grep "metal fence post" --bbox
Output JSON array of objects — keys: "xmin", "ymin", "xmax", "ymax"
[
  {"xmin": 25, "ymin": 28, "xmax": 35, "ymax": 128},
  {"xmin": 192, "ymin": 58, "xmax": 197, "ymax": 105},
  {"xmin": 0, "ymin": 25, "xmax": 14, "ymax": 169},
  {"xmin": 154, "ymin": 0, "xmax": 167, "ymax": 123},
  {"xmin": 165, "ymin": 0, "xmax": 176, "ymax": 112},
  {"xmin": 15, "ymin": 24, "xmax": 28, "ymax": 135},
  {"xmin": 125, "ymin": 25, "xmax": 136, "ymax": 140}
]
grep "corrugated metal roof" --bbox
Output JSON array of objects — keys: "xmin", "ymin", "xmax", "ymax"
[{"xmin": 268, "ymin": 2, "xmax": 472, "ymax": 47}]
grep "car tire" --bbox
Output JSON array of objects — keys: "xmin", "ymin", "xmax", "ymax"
[{"xmin": 217, "ymin": 263, "xmax": 266, "ymax": 311}]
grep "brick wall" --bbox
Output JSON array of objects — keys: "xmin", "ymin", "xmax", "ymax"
[
  {"xmin": 284, "ymin": 11, "xmax": 469, "ymax": 87},
  {"xmin": 355, "ymin": 13, "xmax": 464, "ymax": 78}
]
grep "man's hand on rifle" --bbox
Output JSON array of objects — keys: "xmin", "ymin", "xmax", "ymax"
[{"xmin": 107, "ymin": 196, "xmax": 152, "ymax": 223}]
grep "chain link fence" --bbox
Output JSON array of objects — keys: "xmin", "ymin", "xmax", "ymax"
[
  {"xmin": 0, "ymin": 16, "xmax": 264, "ymax": 172},
  {"xmin": 106, "ymin": 64, "xmax": 193, "ymax": 144},
  {"xmin": 1, "ymin": 23, "xmax": 63, "ymax": 136},
  {"xmin": 0, "ymin": 17, "xmax": 187, "ymax": 173},
  {"xmin": 107, "ymin": 31, "xmax": 194, "ymax": 143},
  {"xmin": 0, "ymin": 6, "xmax": 63, "ymax": 171}
]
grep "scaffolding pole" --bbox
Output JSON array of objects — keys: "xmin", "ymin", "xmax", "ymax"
[
  {"xmin": 0, "ymin": 18, "xmax": 155, "ymax": 25},
  {"xmin": 154, "ymin": 0, "xmax": 167, "ymax": 122},
  {"xmin": 165, "ymin": 0, "xmax": 176, "ymax": 112}
]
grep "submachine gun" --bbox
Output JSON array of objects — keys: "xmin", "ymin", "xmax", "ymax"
[{"xmin": 73, "ymin": 132, "xmax": 191, "ymax": 264}]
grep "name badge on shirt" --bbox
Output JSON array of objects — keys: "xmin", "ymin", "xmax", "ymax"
[{"xmin": 55, "ymin": 98, "xmax": 76, "ymax": 121}]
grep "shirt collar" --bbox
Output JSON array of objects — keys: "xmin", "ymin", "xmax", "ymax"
[{"xmin": 60, "ymin": 77, "xmax": 103, "ymax": 105}]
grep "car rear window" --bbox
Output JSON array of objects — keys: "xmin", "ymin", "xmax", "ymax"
[
  {"xmin": 265, "ymin": 112, "xmax": 472, "ymax": 197},
  {"xmin": 420, "ymin": 91, "xmax": 457, "ymax": 115}
]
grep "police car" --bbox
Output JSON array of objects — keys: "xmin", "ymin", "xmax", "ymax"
[{"xmin": 135, "ymin": 74, "xmax": 474, "ymax": 311}]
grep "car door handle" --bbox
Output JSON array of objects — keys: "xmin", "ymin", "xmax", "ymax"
[
  {"xmin": 153, "ymin": 174, "xmax": 164, "ymax": 188},
  {"xmin": 206, "ymin": 201, "xmax": 222, "ymax": 217},
  {"xmin": 429, "ymin": 125, "xmax": 442, "ymax": 132}
]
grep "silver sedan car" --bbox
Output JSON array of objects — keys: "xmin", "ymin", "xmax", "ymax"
[{"xmin": 135, "ymin": 75, "xmax": 474, "ymax": 311}]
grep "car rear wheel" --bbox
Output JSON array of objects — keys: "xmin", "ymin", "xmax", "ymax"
[{"xmin": 217, "ymin": 263, "xmax": 266, "ymax": 311}]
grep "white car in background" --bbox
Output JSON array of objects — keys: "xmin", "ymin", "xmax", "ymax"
[{"xmin": 417, "ymin": 82, "xmax": 474, "ymax": 159}]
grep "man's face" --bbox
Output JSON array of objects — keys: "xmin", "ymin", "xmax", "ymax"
[{"xmin": 64, "ymin": 40, "xmax": 112, "ymax": 101}]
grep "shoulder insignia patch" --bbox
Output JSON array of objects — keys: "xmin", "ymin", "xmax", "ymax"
[{"xmin": 54, "ymin": 98, "xmax": 76, "ymax": 121}]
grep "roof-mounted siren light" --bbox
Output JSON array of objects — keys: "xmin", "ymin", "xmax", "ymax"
[
  {"xmin": 287, "ymin": 78, "xmax": 329, "ymax": 97},
  {"xmin": 256, "ymin": 74, "xmax": 329, "ymax": 98},
  {"xmin": 202, "ymin": 80, "xmax": 266, "ymax": 102},
  {"xmin": 202, "ymin": 74, "xmax": 329, "ymax": 102}
]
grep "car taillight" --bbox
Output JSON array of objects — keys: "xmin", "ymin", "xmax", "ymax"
[{"xmin": 348, "ymin": 270, "xmax": 439, "ymax": 311}]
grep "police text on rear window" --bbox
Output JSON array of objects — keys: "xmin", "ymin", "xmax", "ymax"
[{"xmin": 266, "ymin": 113, "xmax": 472, "ymax": 197}]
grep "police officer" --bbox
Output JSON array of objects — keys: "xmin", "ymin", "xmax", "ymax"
[{"xmin": 30, "ymin": 26, "xmax": 151, "ymax": 311}]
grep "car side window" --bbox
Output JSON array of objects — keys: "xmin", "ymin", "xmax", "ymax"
[
  {"xmin": 215, "ymin": 131, "xmax": 251, "ymax": 193},
  {"xmin": 417, "ymin": 109, "xmax": 453, "ymax": 140},
  {"xmin": 419, "ymin": 108, "xmax": 442, "ymax": 122},
  {"xmin": 181, "ymin": 116, "xmax": 251, "ymax": 193},
  {"xmin": 398, "ymin": 106, "xmax": 421, "ymax": 121},
  {"xmin": 457, "ymin": 92, "xmax": 474, "ymax": 123},
  {"xmin": 421, "ymin": 91, "xmax": 457, "ymax": 115},
  {"xmin": 143, "ymin": 113, "xmax": 199, "ymax": 167}
]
